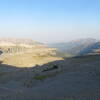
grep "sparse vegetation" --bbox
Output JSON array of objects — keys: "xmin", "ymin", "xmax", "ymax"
[
  {"xmin": 0, "ymin": 38, "xmax": 100, "ymax": 99},
  {"xmin": 34, "ymin": 75, "xmax": 49, "ymax": 80},
  {"xmin": 0, "ymin": 54, "xmax": 100, "ymax": 99},
  {"xmin": 42, "ymin": 64, "xmax": 59, "ymax": 72},
  {"xmin": 34, "ymin": 69, "xmax": 60, "ymax": 81},
  {"xmin": 35, "ymin": 64, "xmax": 40, "ymax": 67}
]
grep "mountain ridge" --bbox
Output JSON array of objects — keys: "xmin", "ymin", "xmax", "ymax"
[{"xmin": 47, "ymin": 38, "xmax": 99, "ymax": 57}]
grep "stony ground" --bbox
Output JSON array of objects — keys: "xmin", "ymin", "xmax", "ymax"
[
  {"xmin": 0, "ymin": 55, "xmax": 100, "ymax": 100},
  {"xmin": 0, "ymin": 53, "xmax": 62, "ymax": 67}
]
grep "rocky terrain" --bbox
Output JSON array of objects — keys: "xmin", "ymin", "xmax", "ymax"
[
  {"xmin": 0, "ymin": 38, "xmax": 100, "ymax": 100},
  {"xmin": 0, "ymin": 38, "xmax": 61, "ymax": 67},
  {"xmin": 0, "ymin": 55, "xmax": 100, "ymax": 100},
  {"xmin": 48, "ymin": 38, "xmax": 98, "ymax": 57},
  {"xmin": 78, "ymin": 42, "xmax": 100, "ymax": 56}
]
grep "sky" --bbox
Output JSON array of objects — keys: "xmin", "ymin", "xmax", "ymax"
[{"xmin": 0, "ymin": 0, "xmax": 100, "ymax": 43}]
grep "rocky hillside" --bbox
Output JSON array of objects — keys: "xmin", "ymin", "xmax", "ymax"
[
  {"xmin": 0, "ymin": 55, "xmax": 100, "ymax": 100},
  {"xmin": 78, "ymin": 42, "xmax": 100, "ymax": 56},
  {"xmin": 0, "ymin": 38, "xmax": 57, "ymax": 55},
  {"xmin": 48, "ymin": 38, "xmax": 98, "ymax": 57},
  {"xmin": 0, "ymin": 38, "xmax": 61, "ymax": 67},
  {"xmin": 0, "ymin": 38, "xmax": 46, "ymax": 54}
]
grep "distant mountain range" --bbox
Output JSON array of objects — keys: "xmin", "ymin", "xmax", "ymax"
[
  {"xmin": 47, "ymin": 38, "xmax": 100, "ymax": 57},
  {"xmin": 0, "ymin": 38, "xmax": 57, "ymax": 57},
  {"xmin": 78, "ymin": 42, "xmax": 100, "ymax": 56},
  {"xmin": 0, "ymin": 38, "xmax": 43, "ymax": 47},
  {"xmin": 0, "ymin": 38, "xmax": 100, "ymax": 57}
]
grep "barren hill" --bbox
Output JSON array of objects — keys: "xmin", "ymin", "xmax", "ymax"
[
  {"xmin": 0, "ymin": 55, "xmax": 100, "ymax": 100},
  {"xmin": 0, "ymin": 38, "xmax": 62, "ymax": 67},
  {"xmin": 48, "ymin": 38, "xmax": 97, "ymax": 57}
]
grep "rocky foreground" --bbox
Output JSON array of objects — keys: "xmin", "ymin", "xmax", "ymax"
[{"xmin": 0, "ymin": 55, "xmax": 100, "ymax": 100}]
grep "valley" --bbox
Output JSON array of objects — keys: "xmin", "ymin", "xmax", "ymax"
[
  {"xmin": 0, "ymin": 38, "xmax": 100, "ymax": 100},
  {"xmin": 0, "ymin": 0, "xmax": 100, "ymax": 99},
  {"xmin": 48, "ymin": 38, "xmax": 100, "ymax": 57},
  {"xmin": 0, "ymin": 38, "xmax": 62, "ymax": 67}
]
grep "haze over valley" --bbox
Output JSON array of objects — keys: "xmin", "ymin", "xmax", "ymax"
[
  {"xmin": 0, "ymin": 38, "xmax": 100, "ymax": 68},
  {"xmin": 0, "ymin": 0, "xmax": 100, "ymax": 99},
  {"xmin": 0, "ymin": 38, "xmax": 62, "ymax": 67},
  {"xmin": 0, "ymin": 38, "xmax": 100, "ymax": 100}
]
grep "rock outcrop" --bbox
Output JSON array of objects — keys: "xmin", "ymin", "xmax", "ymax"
[{"xmin": 0, "ymin": 38, "xmax": 57, "ymax": 56}]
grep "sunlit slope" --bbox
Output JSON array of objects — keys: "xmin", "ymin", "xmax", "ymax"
[
  {"xmin": 0, "ymin": 38, "xmax": 62, "ymax": 67},
  {"xmin": 0, "ymin": 53, "xmax": 62, "ymax": 67}
]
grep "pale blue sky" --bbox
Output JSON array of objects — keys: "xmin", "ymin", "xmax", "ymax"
[{"xmin": 0, "ymin": 0, "xmax": 100, "ymax": 43}]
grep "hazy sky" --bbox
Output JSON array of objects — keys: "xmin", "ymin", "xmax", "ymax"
[{"xmin": 0, "ymin": 0, "xmax": 100, "ymax": 43}]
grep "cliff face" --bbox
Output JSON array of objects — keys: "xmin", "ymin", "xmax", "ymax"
[{"xmin": 0, "ymin": 38, "xmax": 56, "ymax": 56}]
